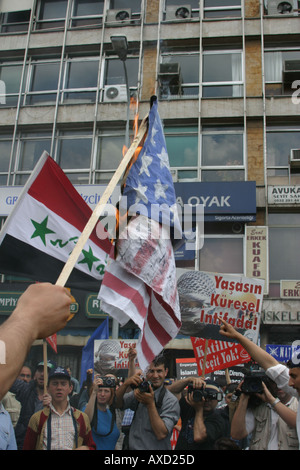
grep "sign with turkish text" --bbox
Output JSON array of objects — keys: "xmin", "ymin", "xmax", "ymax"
[
  {"xmin": 191, "ymin": 337, "xmax": 251, "ymax": 375},
  {"xmin": 246, "ymin": 226, "xmax": 268, "ymax": 294},
  {"xmin": 178, "ymin": 271, "xmax": 264, "ymax": 343},
  {"xmin": 94, "ymin": 339, "xmax": 139, "ymax": 375}
]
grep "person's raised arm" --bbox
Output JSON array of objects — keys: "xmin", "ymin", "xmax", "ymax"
[
  {"xmin": 0, "ymin": 283, "xmax": 72, "ymax": 400},
  {"xmin": 219, "ymin": 319, "xmax": 278, "ymax": 370}
]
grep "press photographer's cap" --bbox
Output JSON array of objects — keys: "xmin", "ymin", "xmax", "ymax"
[{"xmin": 48, "ymin": 366, "xmax": 71, "ymax": 383}]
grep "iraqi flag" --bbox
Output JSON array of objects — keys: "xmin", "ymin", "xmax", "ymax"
[{"xmin": 0, "ymin": 152, "xmax": 112, "ymax": 291}]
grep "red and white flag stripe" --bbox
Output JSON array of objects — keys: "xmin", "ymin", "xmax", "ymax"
[{"xmin": 99, "ymin": 214, "xmax": 181, "ymax": 371}]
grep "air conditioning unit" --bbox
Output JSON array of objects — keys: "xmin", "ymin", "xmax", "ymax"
[
  {"xmin": 103, "ymin": 85, "xmax": 128, "ymax": 102},
  {"xmin": 283, "ymin": 59, "xmax": 300, "ymax": 83},
  {"xmin": 290, "ymin": 149, "xmax": 300, "ymax": 167},
  {"xmin": 165, "ymin": 5, "xmax": 192, "ymax": 21},
  {"xmin": 158, "ymin": 63, "xmax": 182, "ymax": 98},
  {"xmin": 266, "ymin": 0, "xmax": 297, "ymax": 15},
  {"xmin": 106, "ymin": 9, "xmax": 131, "ymax": 24}
]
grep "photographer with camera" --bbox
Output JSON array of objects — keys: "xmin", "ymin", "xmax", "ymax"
[
  {"xmin": 114, "ymin": 354, "xmax": 180, "ymax": 450},
  {"xmin": 229, "ymin": 373, "xmax": 298, "ymax": 450},
  {"xmin": 167, "ymin": 377, "xmax": 229, "ymax": 450},
  {"xmin": 83, "ymin": 374, "xmax": 120, "ymax": 450},
  {"xmin": 219, "ymin": 319, "xmax": 299, "ymax": 450}
]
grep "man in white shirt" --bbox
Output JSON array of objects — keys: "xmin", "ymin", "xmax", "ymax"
[{"xmin": 219, "ymin": 319, "xmax": 300, "ymax": 448}]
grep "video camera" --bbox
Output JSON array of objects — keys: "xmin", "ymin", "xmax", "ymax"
[
  {"xmin": 187, "ymin": 384, "xmax": 223, "ymax": 402},
  {"xmin": 241, "ymin": 371, "xmax": 265, "ymax": 395},
  {"xmin": 97, "ymin": 376, "xmax": 116, "ymax": 388}
]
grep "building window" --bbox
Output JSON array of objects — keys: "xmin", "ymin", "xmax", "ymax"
[
  {"xmin": 95, "ymin": 129, "xmax": 126, "ymax": 183},
  {"xmin": 165, "ymin": 126, "xmax": 198, "ymax": 181},
  {"xmin": 0, "ymin": 9, "xmax": 31, "ymax": 33},
  {"xmin": 62, "ymin": 57, "xmax": 99, "ymax": 103},
  {"xmin": 164, "ymin": 0, "xmax": 200, "ymax": 20},
  {"xmin": 70, "ymin": 0, "xmax": 104, "ymax": 28},
  {"xmin": 265, "ymin": 49, "xmax": 300, "ymax": 97},
  {"xmin": 266, "ymin": 125, "xmax": 300, "ymax": 185},
  {"xmin": 201, "ymin": 125, "xmax": 245, "ymax": 181},
  {"xmin": 13, "ymin": 132, "xmax": 52, "ymax": 185},
  {"xmin": 25, "ymin": 59, "xmax": 60, "ymax": 105},
  {"xmin": 159, "ymin": 52, "xmax": 199, "ymax": 99},
  {"xmin": 268, "ymin": 213, "xmax": 300, "ymax": 297},
  {"xmin": 202, "ymin": 50, "xmax": 243, "ymax": 97},
  {"xmin": 35, "ymin": 0, "xmax": 68, "ymax": 30},
  {"xmin": 203, "ymin": 0, "xmax": 242, "ymax": 18},
  {"xmin": 0, "ymin": 136, "xmax": 13, "ymax": 185},
  {"xmin": 0, "ymin": 61, "xmax": 23, "ymax": 107},
  {"xmin": 55, "ymin": 131, "xmax": 93, "ymax": 184}
]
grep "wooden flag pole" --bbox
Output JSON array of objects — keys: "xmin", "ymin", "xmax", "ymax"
[
  {"xmin": 201, "ymin": 339, "xmax": 209, "ymax": 377},
  {"xmin": 42, "ymin": 113, "xmax": 148, "ymax": 379},
  {"xmin": 43, "ymin": 340, "xmax": 48, "ymax": 394},
  {"xmin": 55, "ymin": 113, "xmax": 148, "ymax": 289}
]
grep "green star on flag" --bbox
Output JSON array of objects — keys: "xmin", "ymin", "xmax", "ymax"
[
  {"xmin": 31, "ymin": 216, "xmax": 55, "ymax": 246},
  {"xmin": 79, "ymin": 246, "xmax": 100, "ymax": 272}
]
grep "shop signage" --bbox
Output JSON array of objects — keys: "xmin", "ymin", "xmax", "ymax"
[
  {"xmin": 280, "ymin": 280, "xmax": 300, "ymax": 299},
  {"xmin": 1, "ymin": 181, "xmax": 256, "ymax": 221},
  {"xmin": 266, "ymin": 344, "xmax": 294, "ymax": 362},
  {"xmin": 0, "ymin": 184, "xmax": 120, "ymax": 216},
  {"xmin": 0, "ymin": 291, "xmax": 78, "ymax": 316},
  {"xmin": 262, "ymin": 299, "xmax": 300, "ymax": 324},
  {"xmin": 85, "ymin": 294, "xmax": 109, "ymax": 318},
  {"xmin": 174, "ymin": 181, "xmax": 256, "ymax": 221},
  {"xmin": 246, "ymin": 226, "xmax": 268, "ymax": 294},
  {"xmin": 268, "ymin": 185, "xmax": 300, "ymax": 205}
]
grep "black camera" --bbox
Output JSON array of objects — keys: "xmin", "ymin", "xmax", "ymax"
[
  {"xmin": 98, "ymin": 376, "xmax": 116, "ymax": 388},
  {"xmin": 138, "ymin": 378, "xmax": 151, "ymax": 393},
  {"xmin": 187, "ymin": 384, "xmax": 222, "ymax": 402},
  {"xmin": 241, "ymin": 373, "xmax": 264, "ymax": 394}
]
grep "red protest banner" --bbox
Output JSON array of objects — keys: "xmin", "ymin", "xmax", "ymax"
[{"xmin": 191, "ymin": 337, "xmax": 251, "ymax": 375}]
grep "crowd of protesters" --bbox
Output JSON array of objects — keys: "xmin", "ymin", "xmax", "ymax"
[{"xmin": 0, "ymin": 283, "xmax": 299, "ymax": 450}]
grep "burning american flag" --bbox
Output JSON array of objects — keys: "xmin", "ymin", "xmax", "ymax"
[{"xmin": 98, "ymin": 98, "xmax": 182, "ymax": 371}]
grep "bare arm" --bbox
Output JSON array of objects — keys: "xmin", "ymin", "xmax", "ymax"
[
  {"xmin": 0, "ymin": 283, "xmax": 71, "ymax": 400},
  {"xmin": 219, "ymin": 319, "xmax": 278, "ymax": 370},
  {"xmin": 260, "ymin": 382, "xmax": 297, "ymax": 428}
]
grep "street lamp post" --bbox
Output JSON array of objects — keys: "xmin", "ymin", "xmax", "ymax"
[
  {"xmin": 110, "ymin": 35, "xmax": 130, "ymax": 150},
  {"xmin": 110, "ymin": 36, "xmax": 129, "ymax": 339}
]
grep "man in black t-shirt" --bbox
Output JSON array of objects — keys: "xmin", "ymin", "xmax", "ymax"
[{"xmin": 168, "ymin": 377, "xmax": 229, "ymax": 450}]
